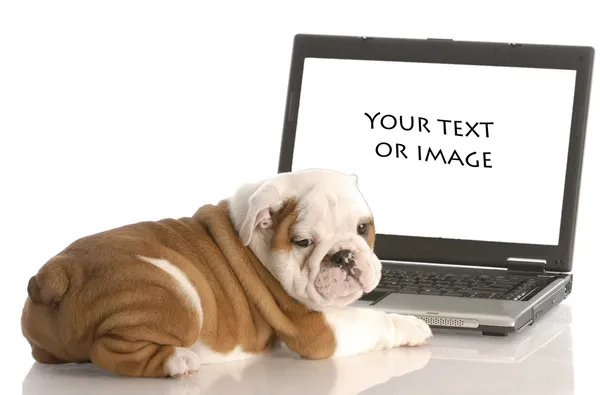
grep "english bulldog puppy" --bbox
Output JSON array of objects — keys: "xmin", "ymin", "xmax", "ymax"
[{"xmin": 21, "ymin": 169, "xmax": 432, "ymax": 378}]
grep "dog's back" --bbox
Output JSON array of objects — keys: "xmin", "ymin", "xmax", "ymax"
[{"xmin": 21, "ymin": 223, "xmax": 202, "ymax": 374}]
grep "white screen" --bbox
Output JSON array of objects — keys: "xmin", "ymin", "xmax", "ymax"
[{"xmin": 291, "ymin": 57, "xmax": 577, "ymax": 246}]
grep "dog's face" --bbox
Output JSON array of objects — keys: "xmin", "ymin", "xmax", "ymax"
[{"xmin": 231, "ymin": 169, "xmax": 382, "ymax": 310}]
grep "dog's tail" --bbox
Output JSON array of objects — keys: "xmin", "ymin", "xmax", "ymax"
[
  {"xmin": 27, "ymin": 257, "xmax": 70, "ymax": 306},
  {"xmin": 22, "ymin": 256, "xmax": 74, "ymax": 364}
]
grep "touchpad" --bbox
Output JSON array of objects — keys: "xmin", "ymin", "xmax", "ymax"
[{"xmin": 359, "ymin": 290, "xmax": 390, "ymax": 305}]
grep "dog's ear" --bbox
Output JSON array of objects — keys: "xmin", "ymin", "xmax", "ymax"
[{"xmin": 239, "ymin": 185, "xmax": 283, "ymax": 246}]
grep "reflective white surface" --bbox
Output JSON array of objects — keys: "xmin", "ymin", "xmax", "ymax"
[{"xmin": 20, "ymin": 300, "xmax": 584, "ymax": 395}]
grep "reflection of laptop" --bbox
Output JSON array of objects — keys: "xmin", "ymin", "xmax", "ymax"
[
  {"xmin": 389, "ymin": 306, "xmax": 575, "ymax": 395},
  {"xmin": 427, "ymin": 303, "xmax": 572, "ymax": 363},
  {"xmin": 277, "ymin": 34, "xmax": 594, "ymax": 335}
]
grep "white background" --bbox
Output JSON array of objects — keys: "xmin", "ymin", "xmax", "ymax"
[
  {"xmin": 0, "ymin": 1, "xmax": 598, "ymax": 393},
  {"xmin": 293, "ymin": 58, "xmax": 576, "ymax": 245}
]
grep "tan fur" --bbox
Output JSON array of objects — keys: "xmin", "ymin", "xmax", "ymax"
[
  {"xmin": 362, "ymin": 216, "xmax": 376, "ymax": 249},
  {"xmin": 270, "ymin": 199, "xmax": 299, "ymax": 252},
  {"xmin": 21, "ymin": 200, "xmax": 336, "ymax": 377},
  {"xmin": 255, "ymin": 198, "xmax": 336, "ymax": 358}
]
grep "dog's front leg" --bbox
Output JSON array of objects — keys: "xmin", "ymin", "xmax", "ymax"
[
  {"xmin": 290, "ymin": 307, "xmax": 432, "ymax": 359},
  {"xmin": 322, "ymin": 307, "xmax": 432, "ymax": 357}
]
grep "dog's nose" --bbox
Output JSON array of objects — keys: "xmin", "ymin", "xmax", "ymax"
[{"xmin": 331, "ymin": 249, "xmax": 353, "ymax": 265}]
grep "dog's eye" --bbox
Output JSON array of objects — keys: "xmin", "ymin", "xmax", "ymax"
[
  {"xmin": 357, "ymin": 223, "xmax": 369, "ymax": 235},
  {"xmin": 293, "ymin": 239, "xmax": 314, "ymax": 248}
]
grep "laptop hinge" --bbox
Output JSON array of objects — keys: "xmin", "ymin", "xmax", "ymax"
[{"xmin": 506, "ymin": 257, "xmax": 546, "ymax": 273}]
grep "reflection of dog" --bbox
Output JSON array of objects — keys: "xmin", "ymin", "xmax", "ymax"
[
  {"xmin": 22, "ymin": 346, "xmax": 432, "ymax": 395},
  {"xmin": 21, "ymin": 169, "xmax": 432, "ymax": 377}
]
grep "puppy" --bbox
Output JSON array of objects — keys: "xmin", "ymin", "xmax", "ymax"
[{"xmin": 21, "ymin": 169, "xmax": 432, "ymax": 377}]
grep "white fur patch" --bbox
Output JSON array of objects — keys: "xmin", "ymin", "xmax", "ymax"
[
  {"xmin": 138, "ymin": 256, "xmax": 202, "ymax": 323},
  {"xmin": 190, "ymin": 342, "xmax": 257, "ymax": 364},
  {"xmin": 164, "ymin": 347, "xmax": 201, "ymax": 377},
  {"xmin": 165, "ymin": 344, "xmax": 256, "ymax": 377},
  {"xmin": 322, "ymin": 308, "xmax": 432, "ymax": 357}
]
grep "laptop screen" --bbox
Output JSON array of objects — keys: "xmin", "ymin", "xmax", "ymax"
[{"xmin": 290, "ymin": 57, "xmax": 577, "ymax": 246}]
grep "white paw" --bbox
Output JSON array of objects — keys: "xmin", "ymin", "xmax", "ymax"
[
  {"xmin": 165, "ymin": 347, "xmax": 201, "ymax": 377},
  {"xmin": 388, "ymin": 314, "xmax": 433, "ymax": 347}
]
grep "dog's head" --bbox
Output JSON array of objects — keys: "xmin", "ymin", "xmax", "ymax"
[{"xmin": 229, "ymin": 169, "xmax": 381, "ymax": 310}]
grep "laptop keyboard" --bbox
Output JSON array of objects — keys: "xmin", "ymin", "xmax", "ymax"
[{"xmin": 376, "ymin": 266, "xmax": 553, "ymax": 301}]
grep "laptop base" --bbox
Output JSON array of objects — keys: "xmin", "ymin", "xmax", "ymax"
[{"xmin": 351, "ymin": 261, "xmax": 572, "ymax": 335}]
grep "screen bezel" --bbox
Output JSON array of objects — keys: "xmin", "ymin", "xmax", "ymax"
[{"xmin": 277, "ymin": 34, "xmax": 594, "ymax": 272}]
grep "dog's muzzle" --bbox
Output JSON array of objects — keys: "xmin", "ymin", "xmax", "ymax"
[{"xmin": 329, "ymin": 249, "xmax": 362, "ymax": 279}]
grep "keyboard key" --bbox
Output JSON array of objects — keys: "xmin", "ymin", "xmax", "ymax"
[
  {"xmin": 374, "ymin": 287, "xmax": 397, "ymax": 293},
  {"xmin": 421, "ymin": 289, "xmax": 443, "ymax": 295},
  {"xmin": 471, "ymin": 286, "xmax": 509, "ymax": 293},
  {"xmin": 399, "ymin": 285, "xmax": 420, "ymax": 291},
  {"xmin": 397, "ymin": 288, "xmax": 420, "ymax": 294}
]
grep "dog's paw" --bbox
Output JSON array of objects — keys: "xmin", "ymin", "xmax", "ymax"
[
  {"xmin": 387, "ymin": 314, "xmax": 432, "ymax": 347},
  {"xmin": 165, "ymin": 347, "xmax": 201, "ymax": 377}
]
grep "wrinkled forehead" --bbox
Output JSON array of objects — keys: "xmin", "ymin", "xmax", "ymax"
[{"xmin": 294, "ymin": 182, "xmax": 372, "ymax": 231}]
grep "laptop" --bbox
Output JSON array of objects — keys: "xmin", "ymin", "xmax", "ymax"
[{"xmin": 276, "ymin": 34, "xmax": 594, "ymax": 336}]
